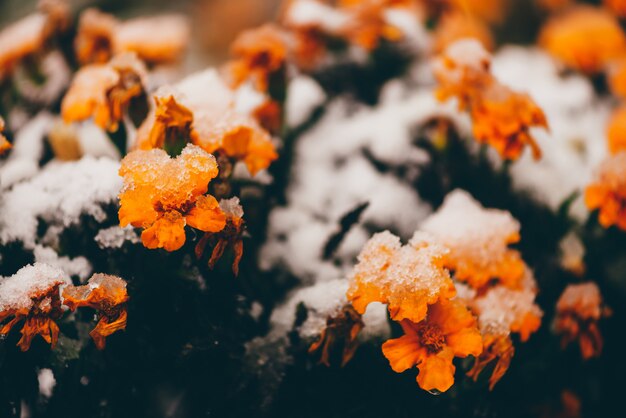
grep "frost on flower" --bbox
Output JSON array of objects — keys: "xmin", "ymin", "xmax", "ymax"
[
  {"xmin": 434, "ymin": 39, "xmax": 548, "ymax": 161},
  {"xmin": 74, "ymin": 8, "xmax": 190, "ymax": 65},
  {"xmin": 62, "ymin": 273, "xmax": 129, "ymax": 350},
  {"xmin": 0, "ymin": 263, "xmax": 70, "ymax": 351},
  {"xmin": 118, "ymin": 144, "xmax": 226, "ymax": 252},
  {"xmin": 62, "ymin": 52, "xmax": 147, "ymax": 132},
  {"xmin": 347, "ymin": 230, "xmax": 456, "ymax": 324},
  {"xmin": 554, "ymin": 282, "xmax": 610, "ymax": 359},
  {"xmin": 585, "ymin": 152, "xmax": 626, "ymax": 231},
  {"xmin": 421, "ymin": 190, "xmax": 525, "ymax": 290}
]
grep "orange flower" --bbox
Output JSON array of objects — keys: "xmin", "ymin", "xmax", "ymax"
[
  {"xmin": 74, "ymin": 9, "xmax": 190, "ymax": 66},
  {"xmin": 606, "ymin": 106, "xmax": 626, "ymax": 154},
  {"xmin": 382, "ymin": 300, "xmax": 482, "ymax": 392},
  {"xmin": 585, "ymin": 152, "xmax": 626, "ymax": 230},
  {"xmin": 0, "ymin": 0, "xmax": 68, "ymax": 79},
  {"xmin": 435, "ymin": 40, "xmax": 547, "ymax": 160},
  {"xmin": 195, "ymin": 197, "xmax": 245, "ymax": 275},
  {"xmin": 347, "ymin": 231, "xmax": 456, "ymax": 325},
  {"xmin": 0, "ymin": 116, "xmax": 11, "ymax": 155},
  {"xmin": 432, "ymin": 12, "xmax": 494, "ymax": 54},
  {"xmin": 554, "ymin": 282, "xmax": 610, "ymax": 359},
  {"xmin": 471, "ymin": 83, "xmax": 547, "ymax": 160},
  {"xmin": 421, "ymin": 190, "xmax": 526, "ymax": 290},
  {"xmin": 118, "ymin": 144, "xmax": 226, "ymax": 252},
  {"xmin": 62, "ymin": 274, "xmax": 129, "ymax": 350},
  {"xmin": 226, "ymin": 24, "xmax": 289, "ymax": 91},
  {"xmin": 447, "ymin": 0, "xmax": 507, "ymax": 25},
  {"xmin": 137, "ymin": 86, "xmax": 277, "ymax": 176},
  {"xmin": 308, "ymin": 304, "xmax": 364, "ymax": 367},
  {"xmin": 62, "ymin": 53, "xmax": 147, "ymax": 132},
  {"xmin": 0, "ymin": 263, "xmax": 69, "ymax": 351},
  {"xmin": 604, "ymin": 0, "xmax": 626, "ymax": 18},
  {"xmin": 539, "ymin": 6, "xmax": 626, "ymax": 74},
  {"xmin": 466, "ymin": 333, "xmax": 514, "ymax": 390}
]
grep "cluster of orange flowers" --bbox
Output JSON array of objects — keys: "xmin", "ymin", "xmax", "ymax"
[
  {"xmin": 339, "ymin": 190, "xmax": 543, "ymax": 393},
  {"xmin": 434, "ymin": 39, "xmax": 549, "ymax": 160},
  {"xmin": 554, "ymin": 282, "xmax": 611, "ymax": 359},
  {"xmin": 0, "ymin": 264, "xmax": 128, "ymax": 352}
]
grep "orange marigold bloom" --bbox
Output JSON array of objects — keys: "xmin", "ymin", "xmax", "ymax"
[
  {"xmin": 0, "ymin": 0, "xmax": 68, "ymax": 79},
  {"xmin": 554, "ymin": 282, "xmax": 611, "ymax": 359},
  {"xmin": 471, "ymin": 83, "xmax": 547, "ymax": 160},
  {"xmin": 347, "ymin": 231, "xmax": 456, "ymax": 325},
  {"xmin": 195, "ymin": 197, "xmax": 245, "ymax": 275},
  {"xmin": 119, "ymin": 144, "xmax": 226, "ymax": 252},
  {"xmin": 432, "ymin": 12, "xmax": 494, "ymax": 54},
  {"xmin": 382, "ymin": 300, "xmax": 482, "ymax": 393},
  {"xmin": 539, "ymin": 6, "xmax": 626, "ymax": 74},
  {"xmin": 62, "ymin": 274, "xmax": 129, "ymax": 350},
  {"xmin": 606, "ymin": 106, "xmax": 626, "ymax": 154},
  {"xmin": 585, "ymin": 152, "xmax": 626, "ymax": 230},
  {"xmin": 421, "ymin": 190, "xmax": 526, "ymax": 290},
  {"xmin": 0, "ymin": 263, "xmax": 69, "ymax": 351},
  {"xmin": 226, "ymin": 24, "xmax": 289, "ymax": 91},
  {"xmin": 62, "ymin": 52, "xmax": 147, "ymax": 132},
  {"xmin": 74, "ymin": 9, "xmax": 190, "ymax": 66},
  {"xmin": 604, "ymin": 0, "xmax": 626, "ymax": 18},
  {"xmin": 308, "ymin": 304, "xmax": 364, "ymax": 367},
  {"xmin": 0, "ymin": 116, "xmax": 11, "ymax": 155}
]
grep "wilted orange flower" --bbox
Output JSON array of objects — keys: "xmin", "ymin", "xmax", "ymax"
[
  {"xmin": 137, "ymin": 86, "xmax": 277, "ymax": 176},
  {"xmin": 421, "ymin": 190, "xmax": 526, "ymax": 290},
  {"xmin": 62, "ymin": 52, "xmax": 147, "ymax": 132},
  {"xmin": 604, "ymin": 0, "xmax": 626, "ymax": 18},
  {"xmin": 606, "ymin": 106, "xmax": 626, "ymax": 154},
  {"xmin": 119, "ymin": 144, "xmax": 226, "ymax": 251},
  {"xmin": 226, "ymin": 24, "xmax": 289, "ymax": 91},
  {"xmin": 62, "ymin": 274, "xmax": 129, "ymax": 350},
  {"xmin": 585, "ymin": 152, "xmax": 626, "ymax": 230},
  {"xmin": 382, "ymin": 300, "xmax": 482, "ymax": 392},
  {"xmin": 74, "ymin": 8, "xmax": 190, "ymax": 66},
  {"xmin": 539, "ymin": 6, "xmax": 626, "ymax": 74},
  {"xmin": 195, "ymin": 197, "xmax": 245, "ymax": 275},
  {"xmin": 347, "ymin": 231, "xmax": 456, "ymax": 325},
  {"xmin": 0, "ymin": 263, "xmax": 69, "ymax": 351},
  {"xmin": 0, "ymin": 0, "xmax": 68, "ymax": 79},
  {"xmin": 554, "ymin": 282, "xmax": 610, "ymax": 359},
  {"xmin": 0, "ymin": 116, "xmax": 11, "ymax": 155},
  {"xmin": 309, "ymin": 304, "xmax": 364, "ymax": 367},
  {"xmin": 432, "ymin": 12, "xmax": 494, "ymax": 53},
  {"xmin": 466, "ymin": 333, "xmax": 514, "ymax": 390},
  {"xmin": 471, "ymin": 83, "xmax": 547, "ymax": 160}
]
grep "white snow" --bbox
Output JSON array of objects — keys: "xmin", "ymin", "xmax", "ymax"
[
  {"xmin": 37, "ymin": 368, "xmax": 56, "ymax": 399},
  {"xmin": 33, "ymin": 245, "xmax": 92, "ymax": 281},
  {"xmin": 94, "ymin": 225, "xmax": 141, "ymax": 249},
  {"xmin": 285, "ymin": 76, "xmax": 327, "ymax": 127},
  {"xmin": 0, "ymin": 263, "xmax": 69, "ymax": 312}
]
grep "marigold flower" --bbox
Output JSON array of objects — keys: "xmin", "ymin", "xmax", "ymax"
[
  {"xmin": 432, "ymin": 12, "xmax": 494, "ymax": 54},
  {"xmin": 308, "ymin": 304, "xmax": 364, "ymax": 367},
  {"xmin": 347, "ymin": 231, "xmax": 456, "ymax": 325},
  {"xmin": 470, "ymin": 83, "xmax": 547, "ymax": 160},
  {"xmin": 466, "ymin": 333, "xmax": 514, "ymax": 390},
  {"xmin": 421, "ymin": 190, "xmax": 526, "ymax": 290},
  {"xmin": 0, "ymin": 116, "xmax": 11, "ymax": 155},
  {"xmin": 539, "ymin": 6, "xmax": 626, "ymax": 74},
  {"xmin": 195, "ymin": 197, "xmax": 245, "ymax": 275},
  {"xmin": 226, "ymin": 24, "xmax": 289, "ymax": 91},
  {"xmin": 382, "ymin": 300, "xmax": 482, "ymax": 392},
  {"xmin": 62, "ymin": 273, "xmax": 129, "ymax": 350},
  {"xmin": 118, "ymin": 144, "xmax": 226, "ymax": 252},
  {"xmin": 606, "ymin": 106, "xmax": 626, "ymax": 155},
  {"xmin": 0, "ymin": 263, "xmax": 69, "ymax": 351},
  {"xmin": 0, "ymin": 0, "xmax": 68, "ymax": 79},
  {"xmin": 74, "ymin": 9, "xmax": 190, "ymax": 66},
  {"xmin": 585, "ymin": 152, "xmax": 626, "ymax": 230},
  {"xmin": 62, "ymin": 52, "xmax": 147, "ymax": 132},
  {"xmin": 554, "ymin": 282, "xmax": 610, "ymax": 359}
]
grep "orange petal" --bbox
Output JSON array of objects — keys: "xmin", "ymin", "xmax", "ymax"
[
  {"xmin": 186, "ymin": 195, "xmax": 227, "ymax": 233},
  {"xmin": 141, "ymin": 212, "xmax": 187, "ymax": 251},
  {"xmin": 416, "ymin": 348, "xmax": 456, "ymax": 392},
  {"xmin": 446, "ymin": 327, "xmax": 483, "ymax": 358},
  {"xmin": 382, "ymin": 334, "xmax": 426, "ymax": 373}
]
